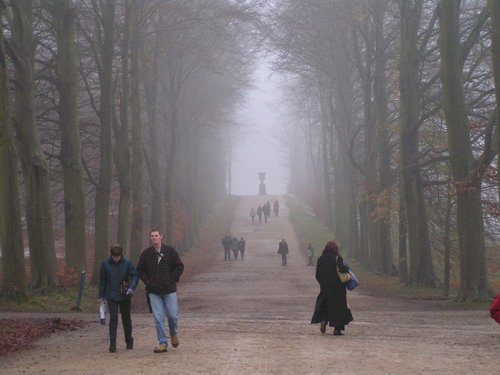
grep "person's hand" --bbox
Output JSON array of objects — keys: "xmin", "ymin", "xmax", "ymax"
[{"xmin": 126, "ymin": 288, "xmax": 134, "ymax": 296}]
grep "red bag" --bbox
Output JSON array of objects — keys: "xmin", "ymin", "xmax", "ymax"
[{"xmin": 490, "ymin": 293, "xmax": 500, "ymax": 324}]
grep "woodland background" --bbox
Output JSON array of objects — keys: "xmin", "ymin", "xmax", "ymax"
[{"xmin": 0, "ymin": 0, "xmax": 500, "ymax": 304}]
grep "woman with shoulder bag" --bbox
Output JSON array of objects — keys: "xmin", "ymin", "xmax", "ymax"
[{"xmin": 311, "ymin": 240, "xmax": 353, "ymax": 336}]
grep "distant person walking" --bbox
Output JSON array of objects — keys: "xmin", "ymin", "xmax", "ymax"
[
  {"xmin": 222, "ymin": 235, "xmax": 232, "ymax": 261},
  {"xmin": 257, "ymin": 205, "xmax": 263, "ymax": 223},
  {"xmin": 250, "ymin": 208, "xmax": 256, "ymax": 223},
  {"xmin": 239, "ymin": 237, "xmax": 246, "ymax": 260},
  {"xmin": 273, "ymin": 200, "xmax": 280, "ymax": 217},
  {"xmin": 263, "ymin": 202, "xmax": 271, "ymax": 223},
  {"xmin": 311, "ymin": 240, "xmax": 353, "ymax": 336},
  {"xmin": 99, "ymin": 244, "xmax": 138, "ymax": 353},
  {"xmin": 277, "ymin": 238, "xmax": 289, "ymax": 266},
  {"xmin": 232, "ymin": 237, "xmax": 240, "ymax": 260},
  {"xmin": 306, "ymin": 243, "xmax": 314, "ymax": 266}
]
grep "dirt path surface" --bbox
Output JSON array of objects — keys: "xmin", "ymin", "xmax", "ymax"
[{"xmin": 1, "ymin": 195, "xmax": 499, "ymax": 374}]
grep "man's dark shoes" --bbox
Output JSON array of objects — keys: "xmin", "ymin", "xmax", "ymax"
[
  {"xmin": 320, "ymin": 322, "xmax": 326, "ymax": 334},
  {"xmin": 333, "ymin": 329, "xmax": 344, "ymax": 336},
  {"xmin": 109, "ymin": 344, "xmax": 116, "ymax": 353},
  {"xmin": 126, "ymin": 341, "xmax": 133, "ymax": 350}
]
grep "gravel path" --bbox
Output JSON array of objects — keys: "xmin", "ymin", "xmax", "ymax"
[{"xmin": 1, "ymin": 195, "xmax": 499, "ymax": 374}]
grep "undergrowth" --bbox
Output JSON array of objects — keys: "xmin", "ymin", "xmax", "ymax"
[
  {"xmin": 0, "ymin": 285, "xmax": 99, "ymax": 313},
  {"xmin": 0, "ymin": 195, "xmax": 240, "ymax": 314},
  {"xmin": 286, "ymin": 195, "xmax": 492, "ymax": 308}
]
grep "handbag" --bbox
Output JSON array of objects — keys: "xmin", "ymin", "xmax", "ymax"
[
  {"xmin": 336, "ymin": 256, "xmax": 351, "ymax": 283},
  {"xmin": 345, "ymin": 265, "xmax": 359, "ymax": 290},
  {"xmin": 337, "ymin": 268, "xmax": 351, "ymax": 283}
]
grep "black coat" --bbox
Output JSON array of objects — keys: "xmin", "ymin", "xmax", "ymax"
[
  {"xmin": 136, "ymin": 244, "xmax": 184, "ymax": 295},
  {"xmin": 311, "ymin": 252, "xmax": 353, "ymax": 327}
]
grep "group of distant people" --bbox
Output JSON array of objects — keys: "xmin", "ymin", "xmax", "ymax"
[
  {"xmin": 221, "ymin": 235, "xmax": 246, "ymax": 260},
  {"xmin": 249, "ymin": 200, "xmax": 280, "ymax": 223}
]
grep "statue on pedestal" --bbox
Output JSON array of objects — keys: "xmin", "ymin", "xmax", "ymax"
[{"xmin": 258, "ymin": 172, "xmax": 266, "ymax": 195}]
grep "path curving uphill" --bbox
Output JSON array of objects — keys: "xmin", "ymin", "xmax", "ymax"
[{"xmin": 1, "ymin": 195, "xmax": 499, "ymax": 374}]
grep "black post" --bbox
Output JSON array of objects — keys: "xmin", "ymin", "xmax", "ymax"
[{"xmin": 71, "ymin": 270, "xmax": 86, "ymax": 311}]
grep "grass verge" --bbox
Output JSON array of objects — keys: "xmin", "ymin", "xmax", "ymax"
[
  {"xmin": 0, "ymin": 285, "xmax": 100, "ymax": 313},
  {"xmin": 286, "ymin": 195, "xmax": 491, "ymax": 308}
]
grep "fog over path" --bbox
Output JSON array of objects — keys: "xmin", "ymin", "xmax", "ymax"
[{"xmin": 1, "ymin": 195, "xmax": 499, "ymax": 374}]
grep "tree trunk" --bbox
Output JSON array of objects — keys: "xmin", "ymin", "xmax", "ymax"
[
  {"xmin": 318, "ymin": 86, "xmax": 334, "ymax": 231},
  {"xmin": 129, "ymin": 2, "xmax": 144, "ymax": 263},
  {"xmin": 399, "ymin": 0, "xmax": 435, "ymax": 286},
  {"xmin": 443, "ymin": 187, "xmax": 453, "ymax": 297},
  {"xmin": 488, "ymin": 0, "xmax": 500, "ymax": 203},
  {"xmin": 91, "ymin": 0, "xmax": 115, "ymax": 285},
  {"xmin": 164, "ymin": 109, "xmax": 178, "ymax": 245},
  {"xmin": 330, "ymin": 42, "xmax": 360, "ymax": 256},
  {"xmin": 143, "ymin": 38, "xmax": 162, "ymax": 229},
  {"xmin": 351, "ymin": 19, "xmax": 378, "ymax": 268},
  {"xmin": 0, "ymin": 2, "xmax": 27, "ymax": 298},
  {"xmin": 10, "ymin": 0, "xmax": 58, "ymax": 288},
  {"xmin": 373, "ymin": 0, "xmax": 393, "ymax": 274},
  {"xmin": 356, "ymin": 58, "xmax": 372, "ymax": 266},
  {"xmin": 115, "ymin": 0, "xmax": 132, "ymax": 254},
  {"xmin": 398, "ymin": 192, "xmax": 408, "ymax": 283},
  {"xmin": 437, "ymin": 0, "xmax": 488, "ymax": 301},
  {"xmin": 49, "ymin": 0, "xmax": 87, "ymax": 273}
]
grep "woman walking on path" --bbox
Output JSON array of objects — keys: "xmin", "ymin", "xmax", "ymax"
[{"xmin": 311, "ymin": 240, "xmax": 353, "ymax": 336}]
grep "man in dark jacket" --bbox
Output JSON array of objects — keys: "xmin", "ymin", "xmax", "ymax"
[
  {"xmin": 136, "ymin": 228, "xmax": 184, "ymax": 353},
  {"xmin": 231, "ymin": 236, "xmax": 240, "ymax": 260},
  {"xmin": 99, "ymin": 244, "xmax": 138, "ymax": 353},
  {"xmin": 222, "ymin": 235, "xmax": 232, "ymax": 261},
  {"xmin": 277, "ymin": 238, "xmax": 289, "ymax": 266}
]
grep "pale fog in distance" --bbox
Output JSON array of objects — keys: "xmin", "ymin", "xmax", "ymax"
[{"xmin": 231, "ymin": 61, "xmax": 289, "ymax": 196}]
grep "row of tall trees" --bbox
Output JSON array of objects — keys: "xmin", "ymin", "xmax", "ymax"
[
  {"xmin": 0, "ymin": 0, "xmax": 259, "ymax": 298},
  {"xmin": 267, "ymin": 0, "xmax": 498, "ymax": 301}
]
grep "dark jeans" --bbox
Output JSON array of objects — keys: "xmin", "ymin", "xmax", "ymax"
[
  {"xmin": 281, "ymin": 253, "xmax": 287, "ymax": 266},
  {"xmin": 224, "ymin": 248, "xmax": 231, "ymax": 261},
  {"xmin": 108, "ymin": 298, "xmax": 133, "ymax": 345}
]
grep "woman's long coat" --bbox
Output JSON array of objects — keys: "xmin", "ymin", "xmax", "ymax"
[{"xmin": 311, "ymin": 252, "xmax": 353, "ymax": 327}]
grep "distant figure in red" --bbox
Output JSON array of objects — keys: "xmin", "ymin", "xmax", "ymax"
[
  {"xmin": 491, "ymin": 293, "xmax": 500, "ymax": 324},
  {"xmin": 273, "ymin": 200, "xmax": 280, "ymax": 217}
]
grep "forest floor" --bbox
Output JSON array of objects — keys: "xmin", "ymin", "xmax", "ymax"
[{"xmin": 1, "ymin": 195, "xmax": 499, "ymax": 374}]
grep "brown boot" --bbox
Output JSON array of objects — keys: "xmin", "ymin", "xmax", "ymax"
[{"xmin": 171, "ymin": 335, "xmax": 179, "ymax": 348}]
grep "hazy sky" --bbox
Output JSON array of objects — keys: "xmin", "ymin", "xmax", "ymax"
[{"xmin": 231, "ymin": 61, "xmax": 289, "ymax": 196}]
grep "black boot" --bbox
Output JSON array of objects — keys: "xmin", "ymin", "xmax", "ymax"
[
  {"xmin": 109, "ymin": 341, "xmax": 117, "ymax": 352},
  {"xmin": 333, "ymin": 329, "xmax": 344, "ymax": 336},
  {"xmin": 126, "ymin": 339, "xmax": 133, "ymax": 350}
]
